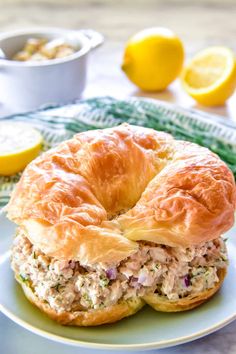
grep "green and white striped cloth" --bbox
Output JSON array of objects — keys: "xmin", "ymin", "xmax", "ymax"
[{"xmin": 1, "ymin": 96, "xmax": 236, "ymax": 208}]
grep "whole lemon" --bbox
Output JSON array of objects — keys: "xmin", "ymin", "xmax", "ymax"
[{"xmin": 121, "ymin": 27, "xmax": 184, "ymax": 91}]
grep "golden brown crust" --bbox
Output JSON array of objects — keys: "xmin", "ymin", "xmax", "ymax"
[
  {"xmin": 7, "ymin": 124, "xmax": 236, "ymax": 264},
  {"xmin": 142, "ymin": 268, "xmax": 227, "ymax": 312},
  {"xmin": 17, "ymin": 276, "xmax": 145, "ymax": 326},
  {"xmin": 119, "ymin": 141, "xmax": 236, "ymax": 247}
]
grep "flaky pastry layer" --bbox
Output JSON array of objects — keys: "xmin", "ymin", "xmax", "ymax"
[{"xmin": 7, "ymin": 124, "xmax": 236, "ymax": 265}]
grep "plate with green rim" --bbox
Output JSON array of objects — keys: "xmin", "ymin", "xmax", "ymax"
[{"xmin": 0, "ymin": 210, "xmax": 236, "ymax": 351}]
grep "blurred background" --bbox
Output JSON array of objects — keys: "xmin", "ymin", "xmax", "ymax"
[
  {"xmin": 0, "ymin": 0, "xmax": 236, "ymax": 118},
  {"xmin": 1, "ymin": 2, "xmax": 236, "ymax": 353}
]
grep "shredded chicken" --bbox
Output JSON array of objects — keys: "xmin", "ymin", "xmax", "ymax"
[{"xmin": 11, "ymin": 230, "xmax": 228, "ymax": 313}]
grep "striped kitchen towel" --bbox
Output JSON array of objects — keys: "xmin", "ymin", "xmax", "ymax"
[{"xmin": 1, "ymin": 96, "xmax": 236, "ymax": 208}]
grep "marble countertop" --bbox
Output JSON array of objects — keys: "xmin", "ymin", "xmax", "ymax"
[{"xmin": 0, "ymin": 1, "xmax": 236, "ymax": 353}]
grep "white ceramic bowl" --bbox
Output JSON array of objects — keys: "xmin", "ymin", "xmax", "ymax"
[{"xmin": 0, "ymin": 28, "xmax": 104, "ymax": 112}]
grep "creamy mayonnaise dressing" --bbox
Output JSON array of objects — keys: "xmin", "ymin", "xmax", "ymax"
[{"xmin": 11, "ymin": 231, "xmax": 227, "ymax": 313}]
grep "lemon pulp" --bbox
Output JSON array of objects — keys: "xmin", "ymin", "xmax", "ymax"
[
  {"xmin": 0, "ymin": 122, "xmax": 42, "ymax": 176},
  {"xmin": 182, "ymin": 47, "xmax": 236, "ymax": 106}
]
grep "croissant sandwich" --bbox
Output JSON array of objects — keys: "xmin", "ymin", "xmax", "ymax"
[{"xmin": 7, "ymin": 124, "xmax": 236, "ymax": 326}]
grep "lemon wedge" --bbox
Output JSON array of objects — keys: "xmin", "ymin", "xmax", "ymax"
[
  {"xmin": 121, "ymin": 27, "xmax": 184, "ymax": 91},
  {"xmin": 0, "ymin": 122, "xmax": 42, "ymax": 176},
  {"xmin": 182, "ymin": 46, "xmax": 236, "ymax": 106}
]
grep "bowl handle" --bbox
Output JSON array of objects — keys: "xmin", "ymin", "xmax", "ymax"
[{"xmin": 79, "ymin": 29, "xmax": 104, "ymax": 50}]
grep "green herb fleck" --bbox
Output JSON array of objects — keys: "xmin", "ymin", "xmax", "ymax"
[
  {"xmin": 221, "ymin": 255, "xmax": 227, "ymax": 261},
  {"xmin": 99, "ymin": 275, "xmax": 109, "ymax": 287},
  {"xmin": 82, "ymin": 294, "xmax": 92, "ymax": 305},
  {"xmin": 19, "ymin": 274, "xmax": 28, "ymax": 283},
  {"xmin": 52, "ymin": 283, "xmax": 61, "ymax": 292}
]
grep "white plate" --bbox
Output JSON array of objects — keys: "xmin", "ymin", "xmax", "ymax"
[{"xmin": 0, "ymin": 210, "xmax": 236, "ymax": 351}]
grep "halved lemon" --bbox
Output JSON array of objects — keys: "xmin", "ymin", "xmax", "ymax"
[
  {"xmin": 0, "ymin": 122, "xmax": 42, "ymax": 176},
  {"xmin": 182, "ymin": 46, "xmax": 236, "ymax": 106}
]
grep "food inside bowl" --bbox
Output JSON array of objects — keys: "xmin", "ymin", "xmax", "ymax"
[{"xmin": 13, "ymin": 37, "xmax": 76, "ymax": 61}]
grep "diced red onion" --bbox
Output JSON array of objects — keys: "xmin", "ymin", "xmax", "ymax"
[
  {"xmin": 69, "ymin": 260, "xmax": 76, "ymax": 269},
  {"xmin": 106, "ymin": 268, "xmax": 117, "ymax": 280},
  {"xmin": 130, "ymin": 277, "xmax": 140, "ymax": 288},
  {"xmin": 184, "ymin": 275, "xmax": 190, "ymax": 287},
  {"xmin": 131, "ymin": 276, "xmax": 138, "ymax": 282},
  {"xmin": 138, "ymin": 273, "xmax": 147, "ymax": 285}
]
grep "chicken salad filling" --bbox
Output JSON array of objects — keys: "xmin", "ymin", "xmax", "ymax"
[{"xmin": 11, "ymin": 231, "xmax": 228, "ymax": 313}]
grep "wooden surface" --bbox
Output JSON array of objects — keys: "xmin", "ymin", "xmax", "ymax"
[{"xmin": 0, "ymin": 0, "xmax": 236, "ymax": 120}]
